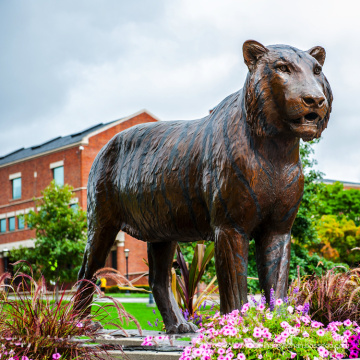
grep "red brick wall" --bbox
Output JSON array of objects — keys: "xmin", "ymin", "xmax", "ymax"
[
  {"xmin": 0, "ymin": 112, "xmax": 157, "ymax": 285},
  {"xmin": 0, "ymin": 146, "xmax": 84, "ymax": 244}
]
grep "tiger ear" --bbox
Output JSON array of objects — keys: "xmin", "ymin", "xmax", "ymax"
[
  {"xmin": 307, "ymin": 46, "xmax": 326, "ymax": 66},
  {"xmin": 243, "ymin": 40, "xmax": 268, "ymax": 71}
]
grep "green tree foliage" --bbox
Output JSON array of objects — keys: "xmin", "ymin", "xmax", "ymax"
[
  {"xmin": 315, "ymin": 215, "xmax": 360, "ymax": 266},
  {"xmin": 308, "ymin": 181, "xmax": 360, "ymax": 266},
  {"xmin": 10, "ymin": 181, "xmax": 87, "ymax": 284},
  {"xmin": 317, "ymin": 181, "xmax": 360, "ymax": 226}
]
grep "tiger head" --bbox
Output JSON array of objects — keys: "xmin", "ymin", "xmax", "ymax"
[{"xmin": 243, "ymin": 40, "xmax": 333, "ymax": 142}]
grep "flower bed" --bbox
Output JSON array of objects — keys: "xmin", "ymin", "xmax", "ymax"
[{"xmin": 143, "ymin": 292, "xmax": 360, "ymax": 360}]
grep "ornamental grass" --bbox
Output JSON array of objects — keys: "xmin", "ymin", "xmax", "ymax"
[
  {"xmin": 290, "ymin": 266, "xmax": 360, "ymax": 324},
  {"xmin": 0, "ymin": 261, "xmax": 139, "ymax": 360}
]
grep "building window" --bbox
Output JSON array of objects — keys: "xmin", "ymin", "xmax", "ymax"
[
  {"xmin": 53, "ymin": 166, "xmax": 64, "ymax": 186},
  {"xmin": 12, "ymin": 177, "xmax": 21, "ymax": 199},
  {"xmin": 8, "ymin": 217, "xmax": 15, "ymax": 231},
  {"xmin": 111, "ymin": 250, "xmax": 118, "ymax": 270},
  {"xmin": 70, "ymin": 203, "xmax": 78, "ymax": 213},
  {"xmin": 18, "ymin": 216, "xmax": 25, "ymax": 230},
  {"xmin": 0, "ymin": 219, "xmax": 6, "ymax": 233}
]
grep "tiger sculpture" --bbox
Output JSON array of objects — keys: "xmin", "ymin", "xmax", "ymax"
[{"xmin": 76, "ymin": 40, "xmax": 333, "ymax": 333}]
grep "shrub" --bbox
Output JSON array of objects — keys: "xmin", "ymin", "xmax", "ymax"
[
  {"xmin": 290, "ymin": 266, "xmax": 360, "ymax": 324},
  {"xmin": 175, "ymin": 242, "xmax": 218, "ymax": 317},
  {"xmin": 144, "ymin": 291, "xmax": 358, "ymax": 360},
  {"xmin": 0, "ymin": 261, "xmax": 141, "ymax": 359}
]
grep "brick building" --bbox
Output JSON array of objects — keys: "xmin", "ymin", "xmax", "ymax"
[{"xmin": 0, "ymin": 110, "xmax": 159, "ymax": 284}]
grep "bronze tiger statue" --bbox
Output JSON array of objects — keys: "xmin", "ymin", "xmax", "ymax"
[{"xmin": 76, "ymin": 40, "xmax": 333, "ymax": 333}]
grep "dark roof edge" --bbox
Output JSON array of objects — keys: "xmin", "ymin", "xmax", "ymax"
[{"xmin": 0, "ymin": 109, "xmax": 160, "ymax": 168}]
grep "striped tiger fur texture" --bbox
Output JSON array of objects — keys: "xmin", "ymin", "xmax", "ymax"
[{"xmin": 76, "ymin": 40, "xmax": 333, "ymax": 333}]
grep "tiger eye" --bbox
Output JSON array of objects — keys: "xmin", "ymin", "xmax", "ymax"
[
  {"xmin": 314, "ymin": 66, "xmax": 322, "ymax": 75},
  {"xmin": 279, "ymin": 65, "xmax": 289, "ymax": 73}
]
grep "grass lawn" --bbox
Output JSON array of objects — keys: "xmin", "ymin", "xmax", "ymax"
[
  {"xmin": 102, "ymin": 293, "xmax": 149, "ymax": 298},
  {"xmin": 93, "ymin": 302, "xmax": 217, "ymax": 332},
  {"xmin": 93, "ymin": 302, "xmax": 164, "ymax": 331}
]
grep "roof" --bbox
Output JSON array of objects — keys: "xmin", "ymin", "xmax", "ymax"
[
  {"xmin": 321, "ymin": 178, "xmax": 360, "ymax": 189},
  {"xmin": 0, "ymin": 110, "xmax": 159, "ymax": 167}
]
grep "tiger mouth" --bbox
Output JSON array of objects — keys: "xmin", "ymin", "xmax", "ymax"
[{"xmin": 290, "ymin": 112, "xmax": 320, "ymax": 127}]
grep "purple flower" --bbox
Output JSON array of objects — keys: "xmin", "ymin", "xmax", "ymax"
[
  {"xmin": 251, "ymin": 296, "xmax": 258, "ymax": 306},
  {"xmin": 147, "ymin": 321, "xmax": 153, "ymax": 327},
  {"xmin": 302, "ymin": 303, "xmax": 310, "ymax": 315},
  {"xmin": 260, "ymin": 294, "xmax": 266, "ymax": 305},
  {"xmin": 293, "ymin": 286, "xmax": 299, "ymax": 294},
  {"xmin": 52, "ymin": 354, "xmax": 61, "ymax": 360},
  {"xmin": 152, "ymin": 309, "xmax": 156, "ymax": 315},
  {"xmin": 210, "ymin": 303, "xmax": 215, "ymax": 311},
  {"xmin": 269, "ymin": 288, "xmax": 275, "ymax": 311},
  {"xmin": 284, "ymin": 296, "xmax": 288, "ymax": 304}
]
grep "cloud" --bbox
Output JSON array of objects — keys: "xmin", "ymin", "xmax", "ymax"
[{"xmin": 0, "ymin": 0, "xmax": 360, "ymax": 182}]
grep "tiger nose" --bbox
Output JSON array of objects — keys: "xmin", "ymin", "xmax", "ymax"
[{"xmin": 302, "ymin": 95, "xmax": 326, "ymax": 108}]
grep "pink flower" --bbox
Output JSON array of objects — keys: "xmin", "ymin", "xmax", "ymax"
[
  {"xmin": 343, "ymin": 330, "xmax": 352, "ymax": 337},
  {"xmin": 317, "ymin": 330, "xmax": 325, "ymax": 336},
  {"xmin": 287, "ymin": 306, "xmax": 294, "ymax": 314},
  {"xmin": 256, "ymin": 304, "xmax": 266, "ymax": 311},
  {"xmin": 335, "ymin": 353, "xmax": 344, "ymax": 359},
  {"xmin": 76, "ymin": 322, "xmax": 84, "ymax": 328},
  {"xmin": 184, "ymin": 347, "xmax": 192, "ymax": 355},
  {"xmin": 274, "ymin": 335, "xmax": 285, "ymax": 344},
  {"xmin": 233, "ymin": 343, "xmax": 242, "ymax": 349},
  {"xmin": 300, "ymin": 316, "xmax": 310, "ymax": 324},
  {"xmin": 21, "ymin": 357, "xmax": 29, "ymax": 360},
  {"xmin": 237, "ymin": 354, "xmax": 246, "ymax": 360},
  {"xmin": 52, "ymin": 354, "xmax": 61, "ymax": 360},
  {"xmin": 290, "ymin": 352, "xmax": 296, "ymax": 359},
  {"xmin": 218, "ymin": 348, "xmax": 226, "ymax": 355},
  {"xmin": 318, "ymin": 346, "xmax": 329, "ymax": 358},
  {"xmin": 311, "ymin": 321, "xmax": 323, "ymax": 328},
  {"xmin": 275, "ymin": 299, "xmax": 283, "ymax": 306},
  {"xmin": 192, "ymin": 348, "xmax": 203, "ymax": 356},
  {"xmin": 265, "ymin": 313, "xmax": 273, "ymax": 320},
  {"xmin": 302, "ymin": 331, "xmax": 309, "ymax": 338},
  {"xmin": 280, "ymin": 321, "xmax": 289, "ymax": 329},
  {"xmin": 258, "ymin": 355, "xmax": 263, "ymax": 359},
  {"xmin": 343, "ymin": 319, "xmax": 352, "ymax": 327},
  {"xmin": 241, "ymin": 303, "xmax": 250, "ymax": 313},
  {"xmin": 142, "ymin": 336, "xmax": 154, "ymax": 346}
]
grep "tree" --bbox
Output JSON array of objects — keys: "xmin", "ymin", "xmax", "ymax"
[
  {"xmin": 11, "ymin": 181, "xmax": 87, "ymax": 288},
  {"xmin": 315, "ymin": 215, "xmax": 360, "ymax": 266},
  {"xmin": 317, "ymin": 182, "xmax": 360, "ymax": 226}
]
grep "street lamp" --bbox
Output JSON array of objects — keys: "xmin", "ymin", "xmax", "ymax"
[
  {"xmin": 3, "ymin": 248, "xmax": 9, "ymax": 273},
  {"xmin": 124, "ymin": 248, "xmax": 130, "ymax": 295},
  {"xmin": 2, "ymin": 248, "xmax": 9, "ymax": 294}
]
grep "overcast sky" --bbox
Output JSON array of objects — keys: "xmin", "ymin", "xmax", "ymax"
[{"xmin": 1, "ymin": 1, "xmax": 360, "ymax": 182}]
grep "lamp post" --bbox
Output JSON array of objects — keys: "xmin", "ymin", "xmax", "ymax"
[
  {"xmin": 3, "ymin": 248, "xmax": 9, "ymax": 273},
  {"xmin": 124, "ymin": 248, "xmax": 130, "ymax": 295},
  {"xmin": 2, "ymin": 248, "xmax": 9, "ymax": 294}
]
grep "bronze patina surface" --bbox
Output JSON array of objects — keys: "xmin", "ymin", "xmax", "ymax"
[{"xmin": 76, "ymin": 40, "xmax": 333, "ymax": 333}]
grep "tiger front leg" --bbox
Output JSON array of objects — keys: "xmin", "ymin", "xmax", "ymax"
[
  {"xmin": 214, "ymin": 227, "xmax": 249, "ymax": 314},
  {"xmin": 254, "ymin": 229, "xmax": 291, "ymax": 302}
]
